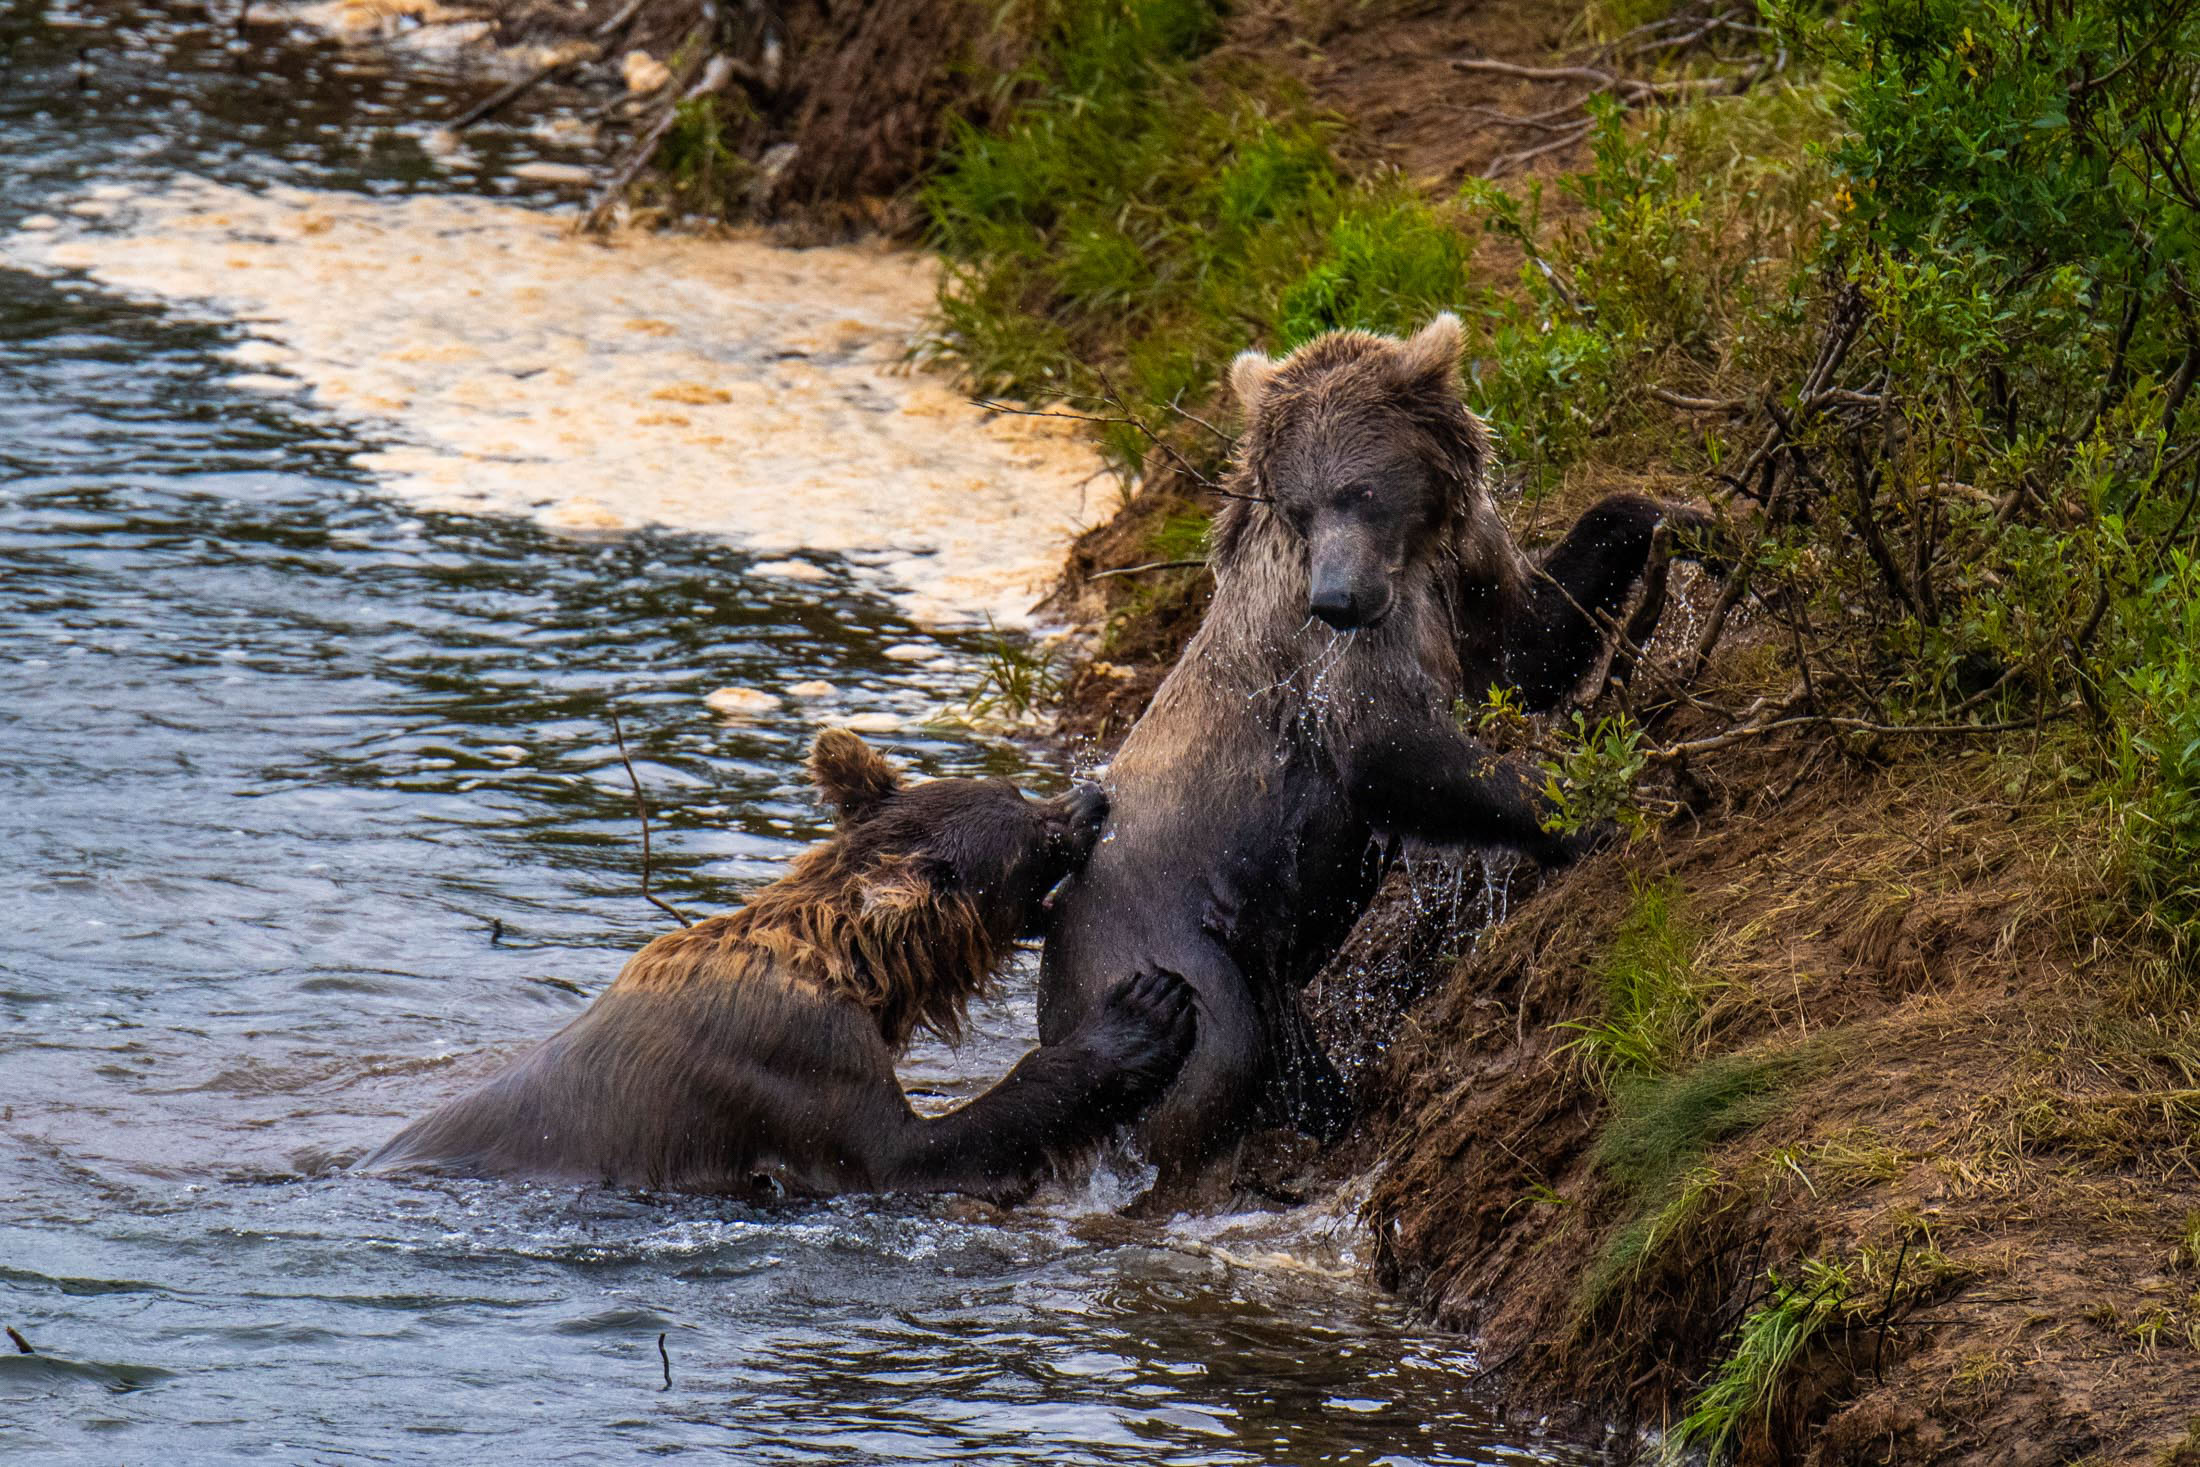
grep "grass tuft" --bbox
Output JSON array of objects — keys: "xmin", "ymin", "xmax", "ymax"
[
  {"xmin": 1559, "ymin": 875, "xmax": 1713, "ymax": 1085},
  {"xmin": 1670, "ymin": 1257, "xmax": 1855, "ymax": 1463},
  {"xmin": 964, "ymin": 617, "xmax": 1064, "ymax": 721}
]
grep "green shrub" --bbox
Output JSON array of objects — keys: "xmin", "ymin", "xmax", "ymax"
[
  {"xmin": 1275, "ymin": 200, "xmax": 1477, "ymax": 348},
  {"xmin": 1539, "ymin": 711, "xmax": 1652, "ymax": 839},
  {"xmin": 2112, "ymin": 548, "xmax": 2200, "ymax": 938}
]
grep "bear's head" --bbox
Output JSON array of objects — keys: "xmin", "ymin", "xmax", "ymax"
[
  {"xmin": 808, "ymin": 727, "xmax": 1107, "ymax": 943},
  {"xmin": 1223, "ymin": 313, "xmax": 1504, "ymax": 631}
]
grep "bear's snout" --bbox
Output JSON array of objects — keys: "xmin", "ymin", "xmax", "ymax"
[
  {"xmin": 1306, "ymin": 523, "xmax": 1397, "ymax": 630},
  {"xmin": 1308, "ymin": 567, "xmax": 1395, "ymax": 630}
]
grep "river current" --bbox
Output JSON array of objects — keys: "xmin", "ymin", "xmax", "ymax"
[{"xmin": 0, "ymin": 3, "xmax": 1597, "ymax": 1461}]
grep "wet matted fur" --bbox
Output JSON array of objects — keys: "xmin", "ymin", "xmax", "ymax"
[{"xmin": 1040, "ymin": 315, "xmax": 1703, "ymax": 1190}]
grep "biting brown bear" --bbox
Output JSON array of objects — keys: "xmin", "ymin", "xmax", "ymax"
[
  {"xmin": 364, "ymin": 729, "xmax": 1196, "ymax": 1201},
  {"xmin": 1040, "ymin": 313, "xmax": 1707, "ymax": 1188}
]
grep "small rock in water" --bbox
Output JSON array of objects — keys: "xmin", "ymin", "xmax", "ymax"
[
  {"xmin": 786, "ymin": 680, "xmax": 836, "ymax": 699},
  {"xmin": 751, "ymin": 559, "xmax": 829, "ymax": 583},
  {"xmin": 841, "ymin": 711, "xmax": 902, "ymax": 733},
  {"xmin": 621, "ymin": 49, "xmax": 672, "ymax": 94},
  {"xmin": 18, "ymin": 214, "xmax": 61, "ymax": 231},
  {"xmin": 705, "ymin": 686, "xmax": 780, "ymax": 718},
  {"xmin": 67, "ymin": 199, "xmax": 118, "ymax": 218},
  {"xmin": 881, "ymin": 643, "xmax": 934, "ymax": 662},
  {"xmin": 509, "ymin": 161, "xmax": 594, "ymax": 186}
]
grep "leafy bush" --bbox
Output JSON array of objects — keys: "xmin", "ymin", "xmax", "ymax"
[
  {"xmin": 1539, "ymin": 711, "xmax": 1653, "ymax": 839},
  {"xmin": 2111, "ymin": 548, "xmax": 2200, "ymax": 935}
]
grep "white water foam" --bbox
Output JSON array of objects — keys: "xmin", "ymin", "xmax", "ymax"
[{"xmin": 3, "ymin": 178, "xmax": 1107, "ymax": 626}]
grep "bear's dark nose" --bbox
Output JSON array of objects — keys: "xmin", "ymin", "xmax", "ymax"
[{"xmin": 1309, "ymin": 584, "xmax": 1364, "ymax": 629}]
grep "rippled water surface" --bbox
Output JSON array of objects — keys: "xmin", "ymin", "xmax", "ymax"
[{"xmin": 0, "ymin": 5, "xmax": 1597, "ymax": 1462}]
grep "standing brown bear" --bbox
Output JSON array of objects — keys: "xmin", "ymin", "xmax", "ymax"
[
  {"xmin": 364, "ymin": 729, "xmax": 1196, "ymax": 1201},
  {"xmin": 1040, "ymin": 314, "xmax": 1704, "ymax": 1188}
]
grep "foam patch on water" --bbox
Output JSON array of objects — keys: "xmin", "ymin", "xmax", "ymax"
[{"xmin": 2, "ymin": 179, "xmax": 1106, "ymax": 626}]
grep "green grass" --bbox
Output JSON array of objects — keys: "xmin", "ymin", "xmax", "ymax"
[
  {"xmin": 923, "ymin": 0, "xmax": 1479, "ymax": 478},
  {"xmin": 1574, "ymin": 1048, "xmax": 1801, "ymax": 1323},
  {"xmin": 1558, "ymin": 876, "xmax": 1715, "ymax": 1085},
  {"xmin": 1669, "ymin": 1256, "xmax": 1856, "ymax": 1463},
  {"xmin": 658, "ymin": 95, "xmax": 744, "ymax": 216},
  {"xmin": 1142, "ymin": 508, "xmax": 1211, "ymax": 563},
  {"xmin": 964, "ymin": 617, "xmax": 1064, "ymax": 720},
  {"xmin": 1594, "ymin": 1050, "xmax": 1796, "ymax": 1195}
]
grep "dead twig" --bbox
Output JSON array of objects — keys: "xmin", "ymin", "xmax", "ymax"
[
  {"xmin": 1087, "ymin": 558, "xmax": 1210, "ymax": 581},
  {"xmin": 449, "ymin": 45, "xmax": 597, "ymax": 131},
  {"xmin": 970, "ymin": 397, "xmax": 1267, "ymax": 502},
  {"xmin": 1651, "ymin": 386, "xmax": 1750, "ymax": 413},
  {"xmin": 610, "ymin": 709, "xmax": 693, "ymax": 929},
  {"xmin": 591, "ymin": 0, "xmax": 650, "ymax": 41},
  {"xmin": 1484, "ymin": 122, "xmax": 1597, "ymax": 178},
  {"xmin": 1872, "ymin": 1234, "xmax": 1911, "ymax": 1380},
  {"xmin": 6, "ymin": 1327, "xmax": 32, "ymax": 1355},
  {"xmin": 1643, "ymin": 707, "xmax": 2067, "ymax": 763},
  {"xmin": 658, "ymin": 1331, "xmax": 672, "ymax": 1390}
]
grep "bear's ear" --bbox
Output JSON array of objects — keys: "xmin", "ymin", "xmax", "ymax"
[
  {"xmin": 1395, "ymin": 312, "xmax": 1465, "ymax": 389},
  {"xmin": 1229, "ymin": 348, "xmax": 1279, "ymax": 417},
  {"xmin": 808, "ymin": 727, "xmax": 902, "ymax": 821}
]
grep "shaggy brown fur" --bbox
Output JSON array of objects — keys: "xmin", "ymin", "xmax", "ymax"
[
  {"xmin": 1042, "ymin": 315, "xmax": 1704, "ymax": 1190},
  {"xmin": 365, "ymin": 730, "xmax": 1195, "ymax": 1200}
]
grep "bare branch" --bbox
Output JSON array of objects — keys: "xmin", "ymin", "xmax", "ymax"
[{"xmin": 610, "ymin": 709, "xmax": 693, "ymax": 929}]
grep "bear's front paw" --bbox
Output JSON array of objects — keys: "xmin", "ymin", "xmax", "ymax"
[{"xmin": 1082, "ymin": 968, "xmax": 1198, "ymax": 1096}]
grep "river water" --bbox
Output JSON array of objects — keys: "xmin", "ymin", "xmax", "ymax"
[{"xmin": 0, "ymin": 3, "xmax": 1597, "ymax": 1461}]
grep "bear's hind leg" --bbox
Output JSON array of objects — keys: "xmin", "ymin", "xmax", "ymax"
[{"xmin": 1131, "ymin": 953, "xmax": 1273, "ymax": 1192}]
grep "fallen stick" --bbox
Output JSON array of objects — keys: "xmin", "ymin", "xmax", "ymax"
[
  {"xmin": 1650, "ymin": 386, "xmax": 1749, "ymax": 412},
  {"xmin": 592, "ymin": 0, "xmax": 650, "ymax": 41},
  {"xmin": 1087, "ymin": 558, "xmax": 1209, "ymax": 581},
  {"xmin": 449, "ymin": 45, "xmax": 597, "ymax": 131}
]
